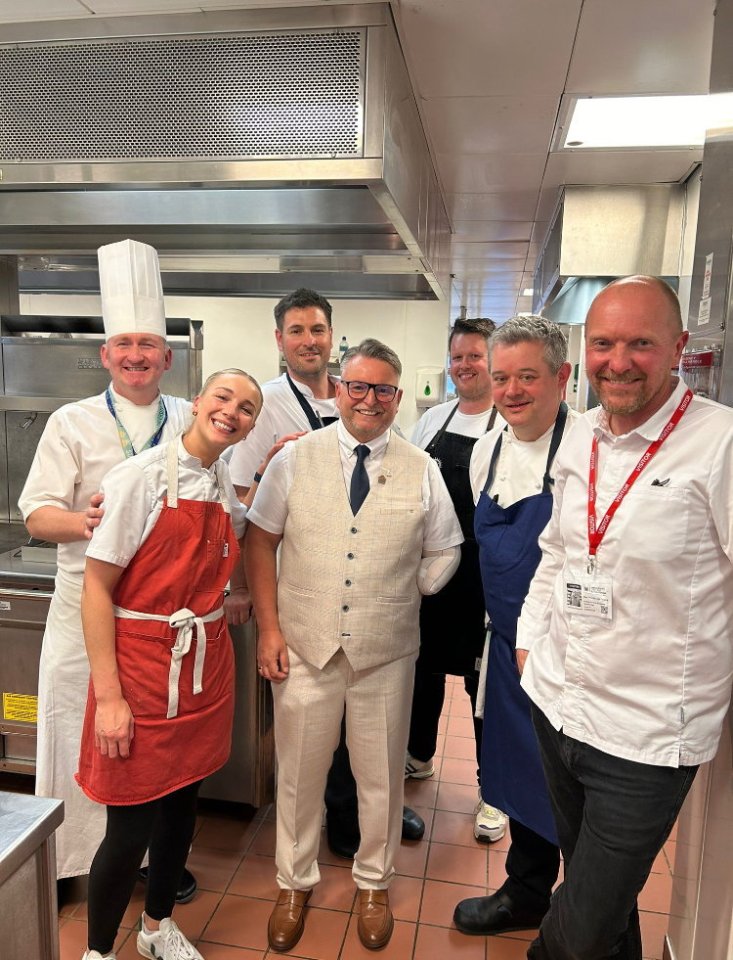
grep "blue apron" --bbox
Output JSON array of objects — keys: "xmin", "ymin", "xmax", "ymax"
[{"xmin": 476, "ymin": 404, "xmax": 567, "ymax": 845}]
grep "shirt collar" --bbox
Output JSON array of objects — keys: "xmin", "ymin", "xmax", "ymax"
[
  {"xmin": 177, "ymin": 435, "xmax": 218, "ymax": 476},
  {"xmin": 336, "ymin": 419, "xmax": 391, "ymax": 458},
  {"xmin": 592, "ymin": 377, "xmax": 687, "ymax": 442}
]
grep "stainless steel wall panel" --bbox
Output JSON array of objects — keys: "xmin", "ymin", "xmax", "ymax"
[{"xmin": 3, "ymin": 412, "xmax": 51, "ymax": 524}]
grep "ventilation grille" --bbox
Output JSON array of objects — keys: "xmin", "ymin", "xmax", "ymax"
[{"xmin": 0, "ymin": 30, "xmax": 364, "ymax": 162}]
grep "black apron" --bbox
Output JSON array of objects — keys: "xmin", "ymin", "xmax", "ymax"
[
  {"xmin": 418, "ymin": 403, "xmax": 497, "ymax": 675},
  {"xmin": 476, "ymin": 404, "xmax": 567, "ymax": 843},
  {"xmin": 285, "ymin": 372, "xmax": 338, "ymax": 430}
]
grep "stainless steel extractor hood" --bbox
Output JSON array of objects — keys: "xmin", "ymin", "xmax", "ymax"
[
  {"xmin": 533, "ymin": 184, "xmax": 685, "ymax": 317},
  {"xmin": 0, "ymin": 4, "xmax": 449, "ymax": 301}
]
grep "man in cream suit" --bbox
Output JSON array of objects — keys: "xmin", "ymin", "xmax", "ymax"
[{"xmin": 245, "ymin": 339, "xmax": 462, "ymax": 952}]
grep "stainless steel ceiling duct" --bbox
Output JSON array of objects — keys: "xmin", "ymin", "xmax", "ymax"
[{"xmin": 0, "ymin": 4, "xmax": 449, "ymax": 301}]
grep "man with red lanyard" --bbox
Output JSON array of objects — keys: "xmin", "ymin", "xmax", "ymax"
[{"xmin": 517, "ymin": 276, "xmax": 733, "ymax": 960}]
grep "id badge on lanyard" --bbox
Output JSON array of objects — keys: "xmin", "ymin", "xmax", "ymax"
[{"xmin": 563, "ymin": 388, "xmax": 692, "ymax": 621}]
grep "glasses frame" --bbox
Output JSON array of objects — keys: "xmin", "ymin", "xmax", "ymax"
[{"xmin": 342, "ymin": 380, "xmax": 399, "ymax": 403}]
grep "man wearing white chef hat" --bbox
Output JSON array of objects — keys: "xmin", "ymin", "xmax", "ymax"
[{"xmin": 19, "ymin": 239, "xmax": 194, "ymax": 897}]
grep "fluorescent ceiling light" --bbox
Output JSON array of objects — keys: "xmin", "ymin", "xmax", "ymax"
[
  {"xmin": 522, "ymin": 287, "xmax": 534, "ymax": 296},
  {"xmin": 561, "ymin": 93, "xmax": 733, "ymax": 149}
]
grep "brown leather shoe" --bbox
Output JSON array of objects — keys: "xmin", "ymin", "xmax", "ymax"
[
  {"xmin": 267, "ymin": 888, "xmax": 312, "ymax": 952},
  {"xmin": 357, "ymin": 889, "xmax": 394, "ymax": 950}
]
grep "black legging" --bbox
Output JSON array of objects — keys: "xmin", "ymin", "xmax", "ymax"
[{"xmin": 87, "ymin": 780, "xmax": 202, "ymax": 955}]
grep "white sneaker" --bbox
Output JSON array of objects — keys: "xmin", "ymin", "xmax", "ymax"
[
  {"xmin": 137, "ymin": 917, "xmax": 203, "ymax": 960},
  {"xmin": 473, "ymin": 792, "xmax": 508, "ymax": 842},
  {"xmin": 404, "ymin": 752, "xmax": 435, "ymax": 779},
  {"xmin": 83, "ymin": 952, "xmax": 117, "ymax": 960}
]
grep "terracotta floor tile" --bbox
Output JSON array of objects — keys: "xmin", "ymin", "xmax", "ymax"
[
  {"xmin": 488, "ymin": 849, "xmax": 508, "ymax": 892},
  {"xmin": 59, "ymin": 916, "xmax": 132, "ymax": 960},
  {"xmin": 450, "ymin": 696, "xmax": 473, "ymax": 719},
  {"xmin": 309, "ymin": 863, "xmax": 358, "ymax": 912},
  {"xmin": 431, "ymin": 809, "xmax": 478, "ymax": 848},
  {"xmin": 441, "ymin": 757, "xmax": 480, "ymax": 787},
  {"xmin": 247, "ymin": 818, "xmax": 279, "ymax": 858},
  {"xmin": 414, "ymin": 922, "xmax": 487, "ymax": 959},
  {"xmin": 444, "ymin": 734, "xmax": 480, "ymax": 761},
  {"xmin": 438, "ymin": 716, "xmax": 448, "ymax": 735},
  {"xmin": 446, "ymin": 715, "xmax": 476, "ymax": 739},
  {"xmin": 379, "ymin": 875, "xmax": 424, "ymax": 923},
  {"xmin": 486, "ymin": 936, "xmax": 535, "ymax": 959},
  {"xmin": 408, "ymin": 803, "xmax": 436, "ymax": 841},
  {"xmin": 420, "ymin": 879, "xmax": 487, "ymax": 927},
  {"xmin": 394, "ymin": 836, "xmax": 430, "ymax": 878},
  {"xmin": 663, "ymin": 840, "xmax": 676, "ymax": 873},
  {"xmin": 187, "ymin": 844, "xmax": 245, "ymax": 893},
  {"xmin": 404, "ymin": 776, "xmax": 439, "ymax": 809},
  {"xmin": 650, "ymin": 848, "xmax": 670, "ymax": 876},
  {"xmin": 640, "ymin": 908, "xmax": 669, "ymax": 960},
  {"xmin": 204, "ymin": 894, "xmax": 273, "ymax": 951},
  {"xmin": 273, "ymin": 905, "xmax": 349, "ymax": 960},
  {"xmin": 196, "ymin": 946, "xmax": 265, "ymax": 959},
  {"xmin": 340, "ymin": 916, "xmax": 416, "ymax": 960},
  {"xmin": 195, "ymin": 814, "xmax": 260, "ymax": 854},
  {"xmin": 228, "ymin": 853, "xmax": 279, "ymax": 901},
  {"xmin": 638, "ymin": 872, "xmax": 672, "ymax": 914},
  {"xmin": 427, "ymin": 842, "xmax": 489, "ymax": 887},
  {"xmin": 437, "ymin": 780, "xmax": 478, "ymax": 814}
]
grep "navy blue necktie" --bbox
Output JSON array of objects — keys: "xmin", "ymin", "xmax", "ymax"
[{"xmin": 350, "ymin": 444, "xmax": 371, "ymax": 515}]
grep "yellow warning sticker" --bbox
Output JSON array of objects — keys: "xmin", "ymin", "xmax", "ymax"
[{"xmin": 3, "ymin": 693, "xmax": 38, "ymax": 724}]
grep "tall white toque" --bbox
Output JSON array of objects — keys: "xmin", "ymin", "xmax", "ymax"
[{"xmin": 98, "ymin": 238, "xmax": 167, "ymax": 340}]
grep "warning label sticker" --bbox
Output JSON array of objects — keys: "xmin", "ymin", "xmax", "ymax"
[{"xmin": 3, "ymin": 693, "xmax": 38, "ymax": 724}]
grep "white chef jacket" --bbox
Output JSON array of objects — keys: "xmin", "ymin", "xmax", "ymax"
[
  {"xmin": 518, "ymin": 379, "xmax": 733, "ymax": 768},
  {"xmin": 88, "ymin": 436, "xmax": 247, "ymax": 568},
  {"xmin": 19, "ymin": 389, "xmax": 192, "ymax": 577},
  {"xmin": 411, "ymin": 398, "xmax": 504, "ymax": 449},
  {"xmin": 17, "ymin": 388, "xmax": 191, "ymax": 878},
  {"xmin": 249, "ymin": 420, "xmax": 463, "ymax": 552},
  {"xmin": 469, "ymin": 411, "xmax": 579, "ymax": 508},
  {"xmin": 228, "ymin": 372, "xmax": 338, "ymax": 488}
]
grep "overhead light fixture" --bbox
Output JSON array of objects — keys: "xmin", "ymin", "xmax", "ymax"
[
  {"xmin": 522, "ymin": 287, "xmax": 534, "ymax": 297},
  {"xmin": 559, "ymin": 93, "xmax": 733, "ymax": 149}
]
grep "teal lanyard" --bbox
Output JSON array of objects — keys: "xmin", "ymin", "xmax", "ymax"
[{"xmin": 105, "ymin": 387, "xmax": 168, "ymax": 458}]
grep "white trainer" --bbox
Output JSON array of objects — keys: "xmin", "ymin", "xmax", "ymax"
[
  {"xmin": 82, "ymin": 952, "xmax": 117, "ymax": 960},
  {"xmin": 473, "ymin": 791, "xmax": 508, "ymax": 842},
  {"xmin": 137, "ymin": 917, "xmax": 203, "ymax": 960},
  {"xmin": 404, "ymin": 752, "xmax": 435, "ymax": 779}
]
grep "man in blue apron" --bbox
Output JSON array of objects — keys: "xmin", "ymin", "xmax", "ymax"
[
  {"xmin": 454, "ymin": 316, "xmax": 577, "ymax": 936},
  {"xmin": 406, "ymin": 317, "xmax": 508, "ymax": 842}
]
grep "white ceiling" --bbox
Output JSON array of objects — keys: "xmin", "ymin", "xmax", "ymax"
[{"xmin": 0, "ymin": 0, "xmax": 717, "ymax": 320}]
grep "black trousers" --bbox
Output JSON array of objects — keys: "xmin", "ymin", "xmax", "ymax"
[
  {"xmin": 528, "ymin": 706, "xmax": 697, "ymax": 960},
  {"xmin": 87, "ymin": 780, "xmax": 201, "ymax": 955},
  {"xmin": 408, "ymin": 660, "xmax": 482, "ymax": 782},
  {"xmin": 501, "ymin": 817, "xmax": 560, "ymax": 912},
  {"xmin": 324, "ymin": 714, "xmax": 359, "ymax": 832}
]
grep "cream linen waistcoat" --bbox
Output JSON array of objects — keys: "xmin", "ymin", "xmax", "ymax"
[{"xmin": 278, "ymin": 424, "xmax": 428, "ymax": 671}]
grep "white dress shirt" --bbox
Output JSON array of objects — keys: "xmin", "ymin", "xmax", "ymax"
[
  {"xmin": 228, "ymin": 372, "xmax": 338, "ymax": 488},
  {"xmin": 518, "ymin": 379, "xmax": 733, "ymax": 767},
  {"xmin": 249, "ymin": 420, "xmax": 463, "ymax": 552},
  {"xmin": 19, "ymin": 391, "xmax": 192, "ymax": 578},
  {"xmin": 87, "ymin": 436, "xmax": 247, "ymax": 568}
]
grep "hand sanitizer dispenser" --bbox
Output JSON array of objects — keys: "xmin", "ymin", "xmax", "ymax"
[{"xmin": 415, "ymin": 367, "xmax": 444, "ymax": 409}]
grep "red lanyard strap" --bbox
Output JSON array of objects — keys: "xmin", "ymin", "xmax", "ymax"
[{"xmin": 588, "ymin": 388, "xmax": 693, "ymax": 556}]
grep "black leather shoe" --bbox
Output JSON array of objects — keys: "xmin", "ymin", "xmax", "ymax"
[
  {"xmin": 401, "ymin": 806, "xmax": 425, "ymax": 841},
  {"xmin": 137, "ymin": 865, "xmax": 198, "ymax": 904},
  {"xmin": 453, "ymin": 890, "xmax": 547, "ymax": 935},
  {"xmin": 326, "ymin": 816, "xmax": 360, "ymax": 860}
]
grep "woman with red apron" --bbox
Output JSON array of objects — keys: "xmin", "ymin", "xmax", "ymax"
[{"xmin": 76, "ymin": 369, "xmax": 262, "ymax": 960}]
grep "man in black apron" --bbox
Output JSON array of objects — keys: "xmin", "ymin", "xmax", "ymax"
[
  {"xmin": 453, "ymin": 316, "xmax": 576, "ymax": 937},
  {"xmin": 406, "ymin": 317, "xmax": 508, "ymax": 841},
  {"xmin": 228, "ymin": 288, "xmax": 424, "ymax": 857}
]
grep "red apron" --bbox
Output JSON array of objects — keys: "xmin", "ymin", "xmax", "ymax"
[{"xmin": 77, "ymin": 442, "xmax": 239, "ymax": 805}]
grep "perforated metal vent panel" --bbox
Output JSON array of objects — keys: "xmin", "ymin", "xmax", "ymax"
[{"xmin": 0, "ymin": 30, "xmax": 364, "ymax": 162}]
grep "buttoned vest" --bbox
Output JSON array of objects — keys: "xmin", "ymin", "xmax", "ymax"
[{"xmin": 278, "ymin": 425, "xmax": 428, "ymax": 671}]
